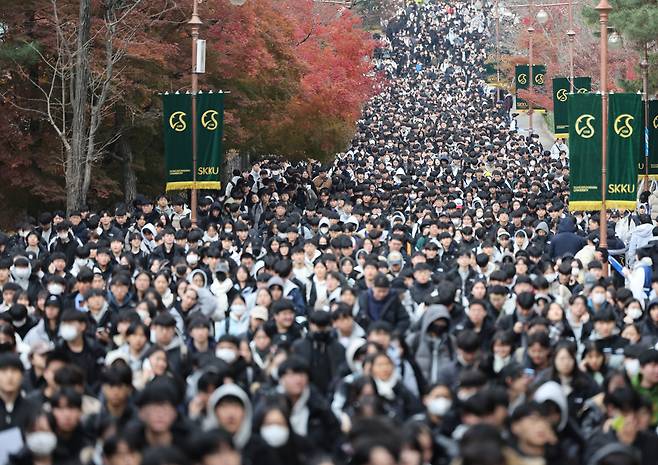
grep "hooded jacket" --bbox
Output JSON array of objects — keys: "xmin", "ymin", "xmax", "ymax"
[
  {"xmin": 407, "ymin": 304, "xmax": 454, "ymax": 385},
  {"xmin": 534, "ymin": 380, "xmax": 568, "ymax": 431},
  {"xmin": 627, "ymin": 223, "xmax": 655, "ymax": 266},
  {"xmin": 204, "ymin": 384, "xmax": 253, "ymax": 449},
  {"xmin": 549, "ymin": 217, "xmax": 586, "ymax": 259}
]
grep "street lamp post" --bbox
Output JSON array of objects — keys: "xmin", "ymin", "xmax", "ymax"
[
  {"xmin": 189, "ymin": 0, "xmax": 246, "ymax": 225},
  {"xmin": 641, "ymin": 43, "xmax": 650, "ymax": 192},
  {"xmin": 528, "ymin": 23, "xmax": 534, "ymax": 135},
  {"xmin": 596, "ymin": 0, "xmax": 612, "ymax": 266},
  {"xmin": 189, "ymin": 0, "xmax": 202, "ymax": 225},
  {"xmin": 510, "ymin": 2, "xmax": 581, "ymax": 133},
  {"xmin": 566, "ymin": 0, "xmax": 575, "ymax": 93}
]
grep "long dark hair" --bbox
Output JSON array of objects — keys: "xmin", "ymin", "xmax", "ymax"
[{"xmin": 548, "ymin": 340, "xmax": 594, "ymax": 393}]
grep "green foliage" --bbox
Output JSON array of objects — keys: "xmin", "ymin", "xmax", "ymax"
[
  {"xmin": 0, "ymin": 41, "xmax": 40, "ymax": 66},
  {"xmin": 608, "ymin": 0, "xmax": 658, "ymax": 45},
  {"xmin": 582, "ymin": 0, "xmax": 657, "ymax": 94}
]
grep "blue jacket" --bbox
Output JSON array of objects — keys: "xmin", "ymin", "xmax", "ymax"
[{"xmin": 549, "ymin": 217, "xmax": 586, "ymax": 258}]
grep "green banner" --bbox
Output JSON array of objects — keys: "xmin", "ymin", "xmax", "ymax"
[
  {"xmin": 607, "ymin": 93, "xmax": 641, "ymax": 209},
  {"xmin": 195, "ymin": 92, "xmax": 225, "ymax": 190},
  {"xmin": 162, "ymin": 92, "xmax": 224, "ymax": 191},
  {"xmin": 552, "ymin": 76, "xmax": 591, "ymax": 138},
  {"xmin": 641, "ymin": 100, "xmax": 658, "ymax": 178},
  {"xmin": 515, "ymin": 64, "xmax": 546, "ymax": 111},
  {"xmin": 163, "ymin": 93, "xmax": 193, "ymax": 190},
  {"xmin": 568, "ymin": 93, "xmax": 602, "ymax": 211}
]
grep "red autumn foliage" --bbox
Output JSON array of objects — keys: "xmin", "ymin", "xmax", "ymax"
[{"xmin": 0, "ymin": 0, "xmax": 377, "ymax": 222}]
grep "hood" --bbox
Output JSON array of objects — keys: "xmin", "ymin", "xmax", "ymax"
[
  {"xmin": 420, "ymin": 304, "xmax": 451, "ymax": 335},
  {"xmin": 204, "ymin": 384, "xmax": 252, "ymax": 449},
  {"xmin": 187, "ymin": 269, "xmax": 208, "ymax": 288},
  {"xmin": 634, "ymin": 223, "xmax": 654, "ymax": 239},
  {"xmin": 533, "ymin": 380, "xmax": 568, "ymax": 432},
  {"xmin": 535, "ymin": 222, "xmax": 549, "ymax": 235},
  {"xmin": 345, "ymin": 338, "xmax": 367, "ymax": 374},
  {"xmin": 635, "ymin": 256, "xmax": 653, "ymax": 268},
  {"xmin": 557, "ymin": 217, "xmax": 577, "ymax": 234},
  {"xmin": 141, "ymin": 224, "xmax": 157, "ymax": 237}
]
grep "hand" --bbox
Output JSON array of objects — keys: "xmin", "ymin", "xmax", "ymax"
[
  {"xmin": 513, "ymin": 321, "xmax": 524, "ymax": 334},
  {"xmin": 95, "ymin": 329, "xmax": 111, "ymax": 344},
  {"xmin": 188, "ymin": 393, "xmax": 207, "ymax": 418}
]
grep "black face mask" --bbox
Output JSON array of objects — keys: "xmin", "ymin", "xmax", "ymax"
[
  {"xmin": 0, "ymin": 342, "xmax": 15, "ymax": 353},
  {"xmin": 312, "ymin": 330, "xmax": 331, "ymax": 342},
  {"xmin": 428, "ymin": 323, "xmax": 448, "ymax": 337},
  {"xmin": 175, "ymin": 265, "xmax": 187, "ymax": 276}
]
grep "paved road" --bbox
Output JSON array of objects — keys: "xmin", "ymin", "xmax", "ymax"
[{"xmin": 513, "ymin": 98, "xmax": 556, "ymax": 149}]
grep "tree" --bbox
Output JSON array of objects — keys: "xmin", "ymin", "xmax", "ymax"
[
  {"xmin": 0, "ymin": 0, "xmax": 378, "ymax": 223},
  {"xmin": 0, "ymin": 0, "xmax": 175, "ymax": 212},
  {"xmin": 499, "ymin": 8, "xmax": 637, "ymax": 111}
]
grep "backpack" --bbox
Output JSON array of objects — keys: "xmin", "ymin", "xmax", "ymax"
[{"xmin": 643, "ymin": 264, "xmax": 652, "ymax": 298}]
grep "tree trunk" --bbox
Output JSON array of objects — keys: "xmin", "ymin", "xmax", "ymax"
[
  {"xmin": 122, "ymin": 140, "xmax": 137, "ymax": 206},
  {"xmin": 115, "ymin": 107, "xmax": 137, "ymax": 205},
  {"xmin": 66, "ymin": 0, "xmax": 92, "ymax": 213}
]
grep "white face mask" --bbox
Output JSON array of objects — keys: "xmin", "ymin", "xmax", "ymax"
[
  {"xmin": 260, "ymin": 425, "xmax": 289, "ymax": 448},
  {"xmin": 186, "ymin": 254, "xmax": 199, "ymax": 266},
  {"xmin": 26, "ymin": 431, "xmax": 57, "ymax": 456},
  {"xmin": 215, "ymin": 348, "xmax": 237, "ymax": 363},
  {"xmin": 624, "ymin": 359, "xmax": 641, "ymax": 378},
  {"xmin": 427, "ymin": 397, "xmax": 452, "ymax": 416},
  {"xmin": 591, "ymin": 293, "xmax": 606, "ymax": 306},
  {"xmin": 627, "ymin": 307, "xmax": 643, "ymax": 320},
  {"xmin": 231, "ymin": 305, "xmax": 247, "ymax": 317},
  {"xmin": 13, "ymin": 267, "xmax": 31, "ymax": 280},
  {"xmin": 75, "ymin": 258, "xmax": 88, "ymax": 268},
  {"xmin": 353, "ymin": 361, "xmax": 363, "ymax": 374},
  {"xmin": 457, "ymin": 390, "xmax": 474, "ymax": 402},
  {"xmin": 59, "ymin": 324, "xmax": 79, "ymax": 342},
  {"xmin": 48, "ymin": 284, "xmax": 64, "ymax": 296}
]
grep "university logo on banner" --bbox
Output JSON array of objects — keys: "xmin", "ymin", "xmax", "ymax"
[
  {"xmin": 568, "ymin": 93, "xmax": 602, "ymax": 211},
  {"xmin": 515, "ymin": 64, "xmax": 546, "ymax": 112},
  {"xmin": 162, "ymin": 92, "xmax": 225, "ymax": 191},
  {"xmin": 607, "ymin": 93, "xmax": 641, "ymax": 208},
  {"xmin": 568, "ymin": 93, "xmax": 641, "ymax": 211},
  {"xmin": 552, "ymin": 76, "xmax": 591, "ymax": 138}
]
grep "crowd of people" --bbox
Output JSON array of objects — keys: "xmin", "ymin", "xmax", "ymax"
[{"xmin": 1, "ymin": 1, "xmax": 658, "ymax": 465}]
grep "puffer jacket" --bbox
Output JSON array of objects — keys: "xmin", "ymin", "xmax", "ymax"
[{"xmin": 627, "ymin": 223, "xmax": 655, "ymax": 266}]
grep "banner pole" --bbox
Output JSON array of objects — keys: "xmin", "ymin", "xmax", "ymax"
[
  {"xmin": 596, "ymin": 0, "xmax": 611, "ymax": 275},
  {"xmin": 189, "ymin": 0, "xmax": 202, "ymax": 226},
  {"xmin": 641, "ymin": 43, "xmax": 650, "ymax": 193},
  {"xmin": 567, "ymin": 0, "xmax": 575, "ymax": 93}
]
